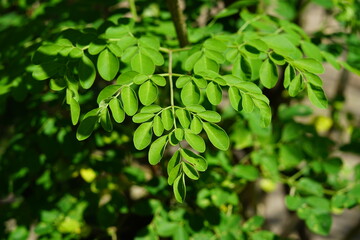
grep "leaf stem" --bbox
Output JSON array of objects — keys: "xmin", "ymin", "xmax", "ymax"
[
  {"xmin": 159, "ymin": 47, "xmax": 191, "ymax": 53},
  {"xmin": 128, "ymin": 0, "xmax": 138, "ymax": 21},
  {"xmin": 168, "ymin": 50, "xmax": 177, "ymax": 128}
]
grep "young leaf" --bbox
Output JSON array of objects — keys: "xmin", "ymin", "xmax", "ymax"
[
  {"xmin": 148, "ymin": 135, "xmax": 168, "ymax": 165},
  {"xmin": 174, "ymin": 128, "xmax": 184, "ymax": 141},
  {"xmin": 97, "ymin": 49, "xmax": 119, "ymax": 81},
  {"xmin": 203, "ymin": 38, "xmax": 227, "ymax": 52},
  {"xmin": 194, "ymin": 56, "xmax": 219, "ymax": 74},
  {"xmin": 108, "ymin": 42, "xmax": 123, "ymax": 57},
  {"xmin": 181, "ymin": 82, "xmax": 200, "ymax": 106},
  {"xmin": 167, "ymin": 150, "xmax": 181, "ymax": 175},
  {"xmin": 197, "ymin": 111, "xmax": 221, "ymax": 123},
  {"xmin": 301, "ymin": 41, "xmax": 322, "ymax": 62},
  {"xmin": 184, "ymin": 51, "xmax": 202, "ymax": 71},
  {"xmin": 203, "ymin": 122, "xmax": 229, "ymax": 151},
  {"xmin": 97, "ymin": 85, "xmax": 121, "ymax": 104},
  {"xmin": 176, "ymin": 109, "xmax": 191, "ymax": 129},
  {"xmin": 260, "ymin": 58, "xmax": 278, "ymax": 89},
  {"xmin": 284, "ymin": 64, "xmax": 295, "ymax": 88},
  {"xmin": 173, "ymin": 174, "xmax": 186, "ymax": 203},
  {"xmin": 121, "ymin": 86, "xmax": 138, "ymax": 116},
  {"xmin": 190, "ymin": 116, "xmax": 203, "ymax": 134},
  {"xmin": 131, "ymin": 53, "xmax": 155, "ymax": 75},
  {"xmin": 185, "ymin": 131, "xmax": 206, "ymax": 153},
  {"xmin": 292, "ymin": 58, "xmax": 324, "ymax": 74},
  {"xmin": 180, "ymin": 149, "xmax": 207, "ymax": 171},
  {"xmin": 78, "ymin": 55, "xmax": 96, "ymax": 89},
  {"xmin": 288, "ymin": 74, "xmax": 303, "ymax": 97},
  {"xmin": 140, "ymin": 46, "xmax": 164, "ymax": 66},
  {"xmin": 133, "ymin": 122, "xmax": 153, "ymax": 150},
  {"xmin": 117, "ymin": 71, "xmax": 138, "ymax": 85},
  {"xmin": 228, "ymin": 86, "xmax": 242, "ymax": 111},
  {"xmin": 76, "ymin": 110, "xmax": 99, "ymax": 141},
  {"xmin": 241, "ymin": 93, "xmax": 254, "ymax": 113},
  {"xmin": 150, "ymin": 75, "xmax": 166, "ymax": 87},
  {"xmin": 182, "ymin": 162, "xmax": 199, "ymax": 180},
  {"xmin": 88, "ymin": 40, "xmax": 106, "ymax": 55},
  {"xmin": 69, "ymin": 97, "xmax": 80, "ymax": 125},
  {"xmin": 168, "ymin": 164, "xmax": 181, "ymax": 185},
  {"xmin": 204, "ymin": 49, "xmax": 225, "ymax": 64},
  {"xmin": 132, "ymin": 113, "xmax": 155, "ymax": 123},
  {"xmin": 133, "ymin": 74, "xmax": 148, "ymax": 85},
  {"xmin": 161, "ymin": 109, "xmax": 174, "ymax": 130},
  {"xmin": 109, "ymin": 98, "xmax": 125, "ymax": 123},
  {"xmin": 186, "ymin": 104, "xmax": 206, "ymax": 113},
  {"xmin": 176, "ymin": 76, "xmax": 192, "ymax": 88},
  {"xmin": 307, "ymin": 83, "xmax": 328, "ymax": 109},
  {"xmin": 138, "ymin": 80, "xmax": 158, "ymax": 106},
  {"xmin": 303, "ymin": 72, "xmax": 323, "ymax": 87},
  {"xmin": 140, "ymin": 105, "xmax": 162, "ymax": 113},
  {"xmin": 153, "ymin": 115, "xmax": 164, "ymax": 136},
  {"xmin": 206, "ymin": 82, "xmax": 222, "ymax": 105},
  {"xmin": 100, "ymin": 108, "xmax": 113, "ymax": 132}
]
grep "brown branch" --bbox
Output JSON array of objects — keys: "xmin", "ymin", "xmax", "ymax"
[{"xmin": 166, "ymin": 0, "xmax": 189, "ymax": 47}]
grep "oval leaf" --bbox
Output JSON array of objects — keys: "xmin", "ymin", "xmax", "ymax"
[
  {"xmin": 133, "ymin": 122, "xmax": 153, "ymax": 150},
  {"xmin": 97, "ymin": 49, "xmax": 119, "ymax": 81},
  {"xmin": 148, "ymin": 135, "xmax": 168, "ymax": 165},
  {"xmin": 121, "ymin": 86, "xmax": 138, "ymax": 116},
  {"xmin": 203, "ymin": 122, "xmax": 229, "ymax": 151}
]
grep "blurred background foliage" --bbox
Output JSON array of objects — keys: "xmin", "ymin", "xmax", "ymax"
[{"xmin": 1, "ymin": 0, "xmax": 360, "ymax": 239}]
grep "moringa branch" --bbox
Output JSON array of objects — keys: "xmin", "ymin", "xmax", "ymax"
[{"xmin": 166, "ymin": 0, "xmax": 189, "ymax": 47}]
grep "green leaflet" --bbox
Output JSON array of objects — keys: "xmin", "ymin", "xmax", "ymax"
[
  {"xmin": 117, "ymin": 71, "xmax": 138, "ymax": 85},
  {"xmin": 181, "ymin": 82, "xmax": 200, "ymax": 106},
  {"xmin": 133, "ymin": 122, "xmax": 153, "ymax": 150},
  {"xmin": 186, "ymin": 104, "xmax": 206, "ymax": 113},
  {"xmin": 301, "ymin": 41, "xmax": 322, "ymax": 62},
  {"xmin": 139, "ymin": 36, "xmax": 160, "ymax": 50},
  {"xmin": 131, "ymin": 52, "xmax": 155, "ymax": 75},
  {"xmin": 203, "ymin": 38, "xmax": 227, "ymax": 52},
  {"xmin": 173, "ymin": 174, "xmax": 186, "ymax": 203},
  {"xmin": 100, "ymin": 108, "xmax": 113, "ymax": 132},
  {"xmin": 228, "ymin": 86, "xmax": 242, "ymax": 111},
  {"xmin": 321, "ymin": 51, "xmax": 340, "ymax": 70},
  {"xmin": 97, "ymin": 49, "xmax": 119, "ymax": 81},
  {"xmin": 253, "ymin": 98, "xmax": 272, "ymax": 127},
  {"xmin": 32, "ymin": 62, "xmax": 62, "ymax": 80},
  {"xmin": 262, "ymin": 34, "xmax": 302, "ymax": 59},
  {"xmin": 288, "ymin": 74, "xmax": 303, "ymax": 97},
  {"xmin": 175, "ymin": 128, "xmax": 184, "ymax": 141},
  {"xmin": 108, "ymin": 42, "xmax": 123, "ymax": 57},
  {"xmin": 121, "ymin": 46, "xmax": 138, "ymax": 63},
  {"xmin": 167, "ymin": 150, "xmax": 181, "ymax": 176},
  {"xmin": 88, "ymin": 40, "xmax": 106, "ymax": 55},
  {"xmin": 194, "ymin": 56, "xmax": 219, "ymax": 74},
  {"xmin": 140, "ymin": 46, "xmax": 164, "ymax": 66},
  {"xmin": 97, "ymin": 85, "xmax": 121, "ymax": 104},
  {"xmin": 241, "ymin": 93, "xmax": 254, "ymax": 113},
  {"xmin": 303, "ymin": 72, "xmax": 323, "ymax": 87},
  {"xmin": 69, "ymin": 97, "xmax": 80, "ymax": 125},
  {"xmin": 185, "ymin": 131, "xmax": 206, "ymax": 153},
  {"xmin": 139, "ymin": 80, "xmax": 158, "ymax": 106},
  {"xmin": 69, "ymin": 47, "xmax": 83, "ymax": 59},
  {"xmin": 78, "ymin": 55, "xmax": 96, "ymax": 89},
  {"xmin": 204, "ymin": 49, "xmax": 225, "ymax": 64},
  {"xmin": 161, "ymin": 109, "xmax": 174, "ymax": 130},
  {"xmin": 76, "ymin": 109, "xmax": 99, "ymax": 141},
  {"xmin": 260, "ymin": 58, "xmax": 278, "ymax": 89},
  {"xmin": 206, "ymin": 82, "xmax": 222, "ymax": 105},
  {"xmin": 305, "ymin": 213, "xmax": 332, "ymax": 236},
  {"xmin": 132, "ymin": 113, "xmax": 155, "ymax": 123},
  {"xmin": 190, "ymin": 116, "xmax": 203, "ymax": 134},
  {"xmin": 182, "ymin": 162, "xmax": 199, "ymax": 180},
  {"xmin": 180, "ymin": 149, "xmax": 207, "ymax": 172},
  {"xmin": 184, "ymin": 51, "xmax": 202, "ymax": 71},
  {"xmin": 176, "ymin": 109, "xmax": 191, "ymax": 129},
  {"xmin": 153, "ymin": 115, "xmax": 164, "ymax": 136},
  {"xmin": 197, "ymin": 111, "xmax": 221, "ymax": 123},
  {"xmin": 109, "ymin": 98, "xmax": 125, "ymax": 123},
  {"xmin": 140, "ymin": 105, "xmax": 162, "ymax": 113},
  {"xmin": 169, "ymin": 131, "xmax": 180, "ymax": 146},
  {"xmin": 284, "ymin": 64, "xmax": 295, "ymax": 88},
  {"xmin": 168, "ymin": 163, "xmax": 181, "ymax": 185},
  {"xmin": 292, "ymin": 58, "xmax": 324, "ymax": 74},
  {"xmin": 176, "ymin": 76, "xmax": 192, "ymax": 88},
  {"xmin": 121, "ymin": 86, "xmax": 138, "ymax": 116},
  {"xmin": 285, "ymin": 196, "xmax": 304, "ymax": 210},
  {"xmin": 307, "ymin": 83, "xmax": 328, "ymax": 109},
  {"xmin": 133, "ymin": 74, "xmax": 148, "ymax": 85},
  {"xmin": 148, "ymin": 135, "xmax": 168, "ymax": 165},
  {"xmin": 203, "ymin": 122, "xmax": 229, "ymax": 151},
  {"xmin": 192, "ymin": 76, "xmax": 207, "ymax": 89},
  {"xmin": 150, "ymin": 75, "xmax": 166, "ymax": 87}
]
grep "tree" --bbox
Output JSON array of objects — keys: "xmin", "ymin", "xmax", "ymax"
[{"xmin": 1, "ymin": 0, "xmax": 360, "ymax": 239}]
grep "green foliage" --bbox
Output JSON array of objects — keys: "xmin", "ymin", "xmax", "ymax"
[{"xmin": 1, "ymin": 0, "xmax": 360, "ymax": 239}]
